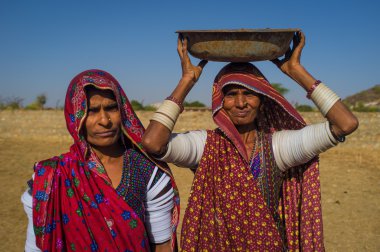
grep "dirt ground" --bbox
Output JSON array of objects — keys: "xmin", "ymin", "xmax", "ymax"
[{"xmin": 0, "ymin": 110, "xmax": 379, "ymax": 251}]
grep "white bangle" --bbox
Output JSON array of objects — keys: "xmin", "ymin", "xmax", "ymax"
[
  {"xmin": 310, "ymin": 83, "xmax": 340, "ymax": 117},
  {"xmin": 151, "ymin": 112, "xmax": 175, "ymax": 131},
  {"xmin": 150, "ymin": 100, "xmax": 181, "ymax": 131},
  {"xmin": 158, "ymin": 100, "xmax": 181, "ymax": 121}
]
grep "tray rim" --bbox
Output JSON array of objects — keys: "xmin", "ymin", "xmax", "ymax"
[{"xmin": 176, "ymin": 28, "xmax": 301, "ymax": 34}]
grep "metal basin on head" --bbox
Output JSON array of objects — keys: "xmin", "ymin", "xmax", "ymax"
[{"xmin": 176, "ymin": 28, "xmax": 300, "ymax": 62}]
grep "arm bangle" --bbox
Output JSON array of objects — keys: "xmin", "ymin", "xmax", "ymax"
[
  {"xmin": 150, "ymin": 100, "xmax": 182, "ymax": 131},
  {"xmin": 151, "ymin": 112, "xmax": 175, "ymax": 131},
  {"xmin": 310, "ymin": 83, "xmax": 340, "ymax": 117}
]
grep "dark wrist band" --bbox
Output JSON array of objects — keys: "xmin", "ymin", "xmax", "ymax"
[
  {"xmin": 165, "ymin": 96, "xmax": 184, "ymax": 113},
  {"xmin": 306, "ymin": 80, "xmax": 322, "ymax": 99},
  {"xmin": 329, "ymin": 122, "xmax": 346, "ymax": 142}
]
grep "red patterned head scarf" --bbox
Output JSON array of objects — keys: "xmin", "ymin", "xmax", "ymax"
[
  {"xmin": 32, "ymin": 69, "xmax": 179, "ymax": 251},
  {"xmin": 212, "ymin": 62, "xmax": 305, "ymax": 161},
  {"xmin": 182, "ymin": 63, "xmax": 324, "ymax": 251}
]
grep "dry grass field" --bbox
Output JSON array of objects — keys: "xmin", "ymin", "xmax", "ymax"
[{"xmin": 0, "ymin": 110, "xmax": 379, "ymax": 251}]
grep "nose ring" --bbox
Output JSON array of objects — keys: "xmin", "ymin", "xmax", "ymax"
[{"xmin": 108, "ymin": 117, "xmax": 111, "ymax": 121}]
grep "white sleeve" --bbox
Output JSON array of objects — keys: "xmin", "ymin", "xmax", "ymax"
[
  {"xmin": 158, "ymin": 130, "xmax": 207, "ymax": 169},
  {"xmin": 144, "ymin": 166, "xmax": 174, "ymax": 244},
  {"xmin": 273, "ymin": 121, "xmax": 338, "ymax": 171},
  {"xmin": 21, "ymin": 188, "xmax": 42, "ymax": 252}
]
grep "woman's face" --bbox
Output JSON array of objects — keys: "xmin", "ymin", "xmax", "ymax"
[
  {"xmin": 223, "ymin": 85, "xmax": 261, "ymax": 128},
  {"xmin": 84, "ymin": 87, "xmax": 122, "ymax": 148}
]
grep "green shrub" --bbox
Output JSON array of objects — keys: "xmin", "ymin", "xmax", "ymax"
[
  {"xmin": 353, "ymin": 102, "xmax": 379, "ymax": 112},
  {"xmin": 24, "ymin": 94, "xmax": 47, "ymax": 110},
  {"xmin": 183, "ymin": 101, "xmax": 206, "ymax": 107},
  {"xmin": 25, "ymin": 103, "xmax": 40, "ymax": 110},
  {"xmin": 295, "ymin": 104, "xmax": 315, "ymax": 112},
  {"xmin": 131, "ymin": 100, "xmax": 144, "ymax": 110},
  {"xmin": 143, "ymin": 105, "xmax": 156, "ymax": 111},
  {"xmin": 271, "ymin": 83, "xmax": 289, "ymax": 96},
  {"xmin": 0, "ymin": 96, "xmax": 23, "ymax": 110}
]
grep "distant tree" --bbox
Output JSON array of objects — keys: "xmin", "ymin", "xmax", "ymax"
[
  {"xmin": 0, "ymin": 97, "xmax": 4, "ymax": 110},
  {"xmin": 295, "ymin": 103, "xmax": 314, "ymax": 112},
  {"xmin": 25, "ymin": 94, "xmax": 47, "ymax": 110},
  {"xmin": 183, "ymin": 101, "xmax": 206, "ymax": 107},
  {"xmin": 36, "ymin": 94, "xmax": 47, "ymax": 108},
  {"xmin": 131, "ymin": 100, "xmax": 144, "ymax": 110},
  {"xmin": 271, "ymin": 83, "xmax": 289, "ymax": 96},
  {"xmin": 0, "ymin": 96, "xmax": 24, "ymax": 110}
]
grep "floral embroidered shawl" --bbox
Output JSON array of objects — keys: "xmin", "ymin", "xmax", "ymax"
[
  {"xmin": 181, "ymin": 63, "xmax": 324, "ymax": 251},
  {"xmin": 32, "ymin": 69, "xmax": 180, "ymax": 251}
]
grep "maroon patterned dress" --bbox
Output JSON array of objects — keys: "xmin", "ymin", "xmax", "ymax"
[{"xmin": 181, "ymin": 63, "xmax": 324, "ymax": 251}]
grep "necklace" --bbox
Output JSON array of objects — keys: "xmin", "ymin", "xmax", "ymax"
[
  {"xmin": 249, "ymin": 132, "xmax": 261, "ymax": 179},
  {"xmin": 249, "ymin": 135, "xmax": 258, "ymax": 163}
]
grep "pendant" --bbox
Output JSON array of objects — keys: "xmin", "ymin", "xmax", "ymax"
[{"xmin": 250, "ymin": 154, "xmax": 261, "ymax": 179}]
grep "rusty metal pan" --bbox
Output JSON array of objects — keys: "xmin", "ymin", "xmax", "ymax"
[{"xmin": 176, "ymin": 28, "xmax": 300, "ymax": 62}]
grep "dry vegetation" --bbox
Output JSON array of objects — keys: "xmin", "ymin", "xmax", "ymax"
[{"xmin": 0, "ymin": 110, "xmax": 379, "ymax": 251}]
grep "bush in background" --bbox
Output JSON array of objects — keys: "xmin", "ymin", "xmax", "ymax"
[
  {"xmin": 271, "ymin": 83, "xmax": 289, "ymax": 96},
  {"xmin": 295, "ymin": 103, "xmax": 315, "ymax": 112},
  {"xmin": 352, "ymin": 102, "xmax": 380, "ymax": 112},
  {"xmin": 131, "ymin": 100, "xmax": 157, "ymax": 111},
  {"xmin": 183, "ymin": 101, "xmax": 206, "ymax": 107},
  {"xmin": 25, "ymin": 94, "xmax": 47, "ymax": 110},
  {"xmin": 131, "ymin": 100, "xmax": 144, "ymax": 110},
  {"xmin": 0, "ymin": 96, "xmax": 23, "ymax": 110}
]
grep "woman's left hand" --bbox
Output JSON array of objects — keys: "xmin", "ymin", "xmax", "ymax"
[
  {"xmin": 271, "ymin": 31, "xmax": 305, "ymax": 78},
  {"xmin": 273, "ymin": 31, "xmax": 359, "ymax": 139}
]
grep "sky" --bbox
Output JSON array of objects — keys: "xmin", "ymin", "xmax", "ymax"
[{"xmin": 0, "ymin": 0, "xmax": 379, "ymax": 108}]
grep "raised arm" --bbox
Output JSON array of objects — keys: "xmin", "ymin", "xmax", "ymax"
[
  {"xmin": 272, "ymin": 31, "xmax": 359, "ymax": 140},
  {"xmin": 142, "ymin": 35, "xmax": 207, "ymax": 155}
]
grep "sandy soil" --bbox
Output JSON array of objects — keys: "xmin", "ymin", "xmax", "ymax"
[{"xmin": 0, "ymin": 110, "xmax": 379, "ymax": 251}]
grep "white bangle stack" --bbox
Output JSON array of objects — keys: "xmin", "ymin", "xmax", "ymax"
[
  {"xmin": 151, "ymin": 100, "xmax": 181, "ymax": 131},
  {"xmin": 273, "ymin": 121, "xmax": 338, "ymax": 171},
  {"xmin": 145, "ymin": 167, "xmax": 174, "ymax": 243},
  {"xmin": 310, "ymin": 83, "xmax": 341, "ymax": 117}
]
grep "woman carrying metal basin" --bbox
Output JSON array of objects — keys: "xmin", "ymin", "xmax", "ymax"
[{"xmin": 142, "ymin": 31, "xmax": 358, "ymax": 251}]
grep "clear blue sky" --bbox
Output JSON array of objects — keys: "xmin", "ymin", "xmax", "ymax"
[{"xmin": 0, "ymin": 0, "xmax": 379, "ymax": 108}]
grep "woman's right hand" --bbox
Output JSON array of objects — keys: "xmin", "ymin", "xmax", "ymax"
[
  {"xmin": 177, "ymin": 35, "xmax": 207, "ymax": 84},
  {"xmin": 271, "ymin": 31, "xmax": 305, "ymax": 76}
]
